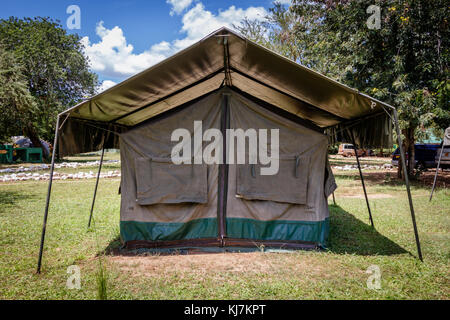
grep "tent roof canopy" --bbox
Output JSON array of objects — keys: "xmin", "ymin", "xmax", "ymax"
[
  {"xmin": 59, "ymin": 27, "xmax": 395, "ymax": 156},
  {"xmin": 63, "ymin": 27, "xmax": 393, "ymax": 128}
]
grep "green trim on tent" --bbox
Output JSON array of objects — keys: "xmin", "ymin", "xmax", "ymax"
[
  {"xmin": 121, "ymin": 218, "xmax": 329, "ymax": 247},
  {"xmin": 120, "ymin": 218, "xmax": 218, "ymax": 242},
  {"xmin": 226, "ymin": 218, "xmax": 329, "ymax": 247}
]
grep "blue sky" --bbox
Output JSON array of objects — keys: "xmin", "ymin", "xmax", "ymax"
[{"xmin": 1, "ymin": 0, "xmax": 290, "ymax": 91}]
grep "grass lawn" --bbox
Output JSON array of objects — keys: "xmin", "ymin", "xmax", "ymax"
[{"xmin": 0, "ymin": 154, "xmax": 449, "ymax": 299}]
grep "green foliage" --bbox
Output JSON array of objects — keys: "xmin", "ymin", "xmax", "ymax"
[
  {"xmin": 237, "ymin": 0, "xmax": 449, "ymax": 176},
  {"xmin": 0, "ymin": 17, "xmax": 98, "ymax": 143},
  {"xmin": 96, "ymin": 263, "xmax": 108, "ymax": 300},
  {"xmin": 0, "ymin": 46, "xmax": 37, "ymax": 143}
]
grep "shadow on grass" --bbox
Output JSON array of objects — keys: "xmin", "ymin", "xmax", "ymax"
[
  {"xmin": 98, "ymin": 234, "xmax": 122, "ymax": 256},
  {"xmin": 328, "ymin": 204, "xmax": 408, "ymax": 256},
  {"xmin": 0, "ymin": 190, "xmax": 38, "ymax": 206}
]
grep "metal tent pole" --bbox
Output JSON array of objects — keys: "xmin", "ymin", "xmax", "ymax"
[
  {"xmin": 393, "ymin": 109, "xmax": 423, "ymax": 261},
  {"xmin": 332, "ymin": 192, "xmax": 336, "ymax": 205},
  {"xmin": 88, "ymin": 133, "xmax": 107, "ymax": 228},
  {"xmin": 37, "ymin": 115, "xmax": 60, "ymax": 274},
  {"xmin": 350, "ymin": 131, "xmax": 375, "ymax": 228},
  {"xmin": 429, "ymin": 145, "xmax": 444, "ymax": 202}
]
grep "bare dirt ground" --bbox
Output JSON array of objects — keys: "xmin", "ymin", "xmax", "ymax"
[
  {"xmin": 419, "ymin": 169, "xmax": 450, "ymax": 188},
  {"xmin": 110, "ymin": 252, "xmax": 275, "ymax": 276},
  {"xmin": 339, "ymin": 193, "xmax": 394, "ymax": 199},
  {"xmin": 335, "ymin": 167, "xmax": 450, "ymax": 188},
  {"xmin": 107, "ymin": 251, "xmax": 338, "ymax": 280}
]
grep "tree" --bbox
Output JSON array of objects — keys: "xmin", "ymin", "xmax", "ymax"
[
  {"xmin": 0, "ymin": 46, "xmax": 37, "ymax": 144},
  {"xmin": 237, "ymin": 0, "xmax": 449, "ymax": 178},
  {"xmin": 0, "ymin": 17, "xmax": 98, "ymax": 158}
]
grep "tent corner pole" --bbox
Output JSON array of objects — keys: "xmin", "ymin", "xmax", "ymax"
[
  {"xmin": 87, "ymin": 132, "xmax": 107, "ymax": 228},
  {"xmin": 429, "ymin": 146, "xmax": 444, "ymax": 201},
  {"xmin": 392, "ymin": 108, "xmax": 423, "ymax": 261},
  {"xmin": 350, "ymin": 131, "xmax": 375, "ymax": 228},
  {"xmin": 37, "ymin": 115, "xmax": 60, "ymax": 274}
]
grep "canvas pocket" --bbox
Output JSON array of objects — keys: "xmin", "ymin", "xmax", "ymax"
[
  {"xmin": 135, "ymin": 157, "xmax": 208, "ymax": 205},
  {"xmin": 236, "ymin": 155, "xmax": 310, "ymax": 205}
]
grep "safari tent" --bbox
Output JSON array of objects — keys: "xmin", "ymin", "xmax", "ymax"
[{"xmin": 37, "ymin": 27, "xmax": 422, "ymax": 272}]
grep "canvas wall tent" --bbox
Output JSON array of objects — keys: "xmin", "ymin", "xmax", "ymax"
[{"xmin": 37, "ymin": 27, "xmax": 423, "ymax": 272}]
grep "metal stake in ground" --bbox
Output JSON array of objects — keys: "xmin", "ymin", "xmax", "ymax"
[
  {"xmin": 393, "ymin": 108, "xmax": 423, "ymax": 261},
  {"xmin": 37, "ymin": 115, "xmax": 60, "ymax": 274},
  {"xmin": 350, "ymin": 131, "xmax": 375, "ymax": 228}
]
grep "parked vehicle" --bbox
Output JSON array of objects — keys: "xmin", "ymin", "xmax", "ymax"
[
  {"xmin": 435, "ymin": 142, "xmax": 450, "ymax": 169},
  {"xmin": 338, "ymin": 144, "xmax": 365, "ymax": 157},
  {"xmin": 391, "ymin": 144, "xmax": 440, "ymax": 169}
]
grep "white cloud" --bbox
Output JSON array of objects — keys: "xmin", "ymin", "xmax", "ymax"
[
  {"xmin": 81, "ymin": 21, "xmax": 170, "ymax": 78},
  {"xmin": 178, "ymin": 3, "xmax": 266, "ymax": 45},
  {"xmin": 82, "ymin": 2, "xmax": 267, "ymax": 80},
  {"xmin": 167, "ymin": 0, "xmax": 194, "ymax": 16},
  {"xmin": 98, "ymin": 80, "xmax": 117, "ymax": 93}
]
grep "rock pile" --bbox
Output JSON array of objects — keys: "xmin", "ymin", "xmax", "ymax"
[
  {"xmin": 0, "ymin": 160, "xmax": 119, "ymax": 174},
  {"xmin": 0, "ymin": 170, "xmax": 120, "ymax": 183},
  {"xmin": 332, "ymin": 163, "xmax": 393, "ymax": 171}
]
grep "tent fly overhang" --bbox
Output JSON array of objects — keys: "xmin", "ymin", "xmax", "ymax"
[{"xmin": 58, "ymin": 27, "xmax": 395, "ymax": 157}]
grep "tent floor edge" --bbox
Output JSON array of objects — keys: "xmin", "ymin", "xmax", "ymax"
[{"xmin": 123, "ymin": 238, "xmax": 320, "ymax": 251}]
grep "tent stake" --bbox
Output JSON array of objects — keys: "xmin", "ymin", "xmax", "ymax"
[
  {"xmin": 350, "ymin": 131, "xmax": 375, "ymax": 228},
  {"xmin": 37, "ymin": 115, "xmax": 60, "ymax": 274},
  {"xmin": 429, "ymin": 145, "xmax": 444, "ymax": 201},
  {"xmin": 393, "ymin": 109, "xmax": 423, "ymax": 261},
  {"xmin": 88, "ymin": 133, "xmax": 106, "ymax": 228}
]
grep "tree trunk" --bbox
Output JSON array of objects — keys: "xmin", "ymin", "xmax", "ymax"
[
  {"xmin": 23, "ymin": 123, "xmax": 49, "ymax": 160},
  {"xmin": 406, "ymin": 127, "xmax": 415, "ymax": 177},
  {"xmin": 397, "ymin": 152, "xmax": 403, "ymax": 179},
  {"xmin": 397, "ymin": 127, "xmax": 415, "ymax": 180}
]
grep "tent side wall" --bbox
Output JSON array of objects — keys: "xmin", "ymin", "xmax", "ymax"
[
  {"xmin": 119, "ymin": 88, "xmax": 336, "ymax": 247},
  {"xmin": 119, "ymin": 91, "xmax": 222, "ymax": 242},
  {"xmin": 224, "ymin": 92, "xmax": 334, "ymax": 247}
]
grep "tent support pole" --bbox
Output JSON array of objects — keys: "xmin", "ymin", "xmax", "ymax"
[
  {"xmin": 429, "ymin": 145, "xmax": 444, "ymax": 201},
  {"xmin": 332, "ymin": 192, "xmax": 336, "ymax": 205},
  {"xmin": 37, "ymin": 115, "xmax": 60, "ymax": 274},
  {"xmin": 350, "ymin": 131, "xmax": 375, "ymax": 228},
  {"xmin": 217, "ymin": 92, "xmax": 230, "ymax": 245},
  {"xmin": 88, "ymin": 133, "xmax": 106, "ymax": 228},
  {"xmin": 393, "ymin": 108, "xmax": 423, "ymax": 261}
]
